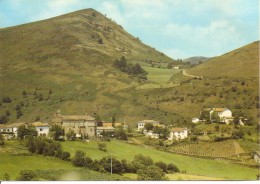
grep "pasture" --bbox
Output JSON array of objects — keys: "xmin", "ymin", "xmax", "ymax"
[{"xmin": 61, "ymin": 140, "xmax": 259, "ymax": 180}]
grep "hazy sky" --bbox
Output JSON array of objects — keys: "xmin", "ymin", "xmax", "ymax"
[{"xmin": 0, "ymin": 0, "xmax": 259, "ymax": 59}]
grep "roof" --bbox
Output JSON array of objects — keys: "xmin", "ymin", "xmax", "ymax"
[
  {"xmin": 171, "ymin": 127, "xmax": 188, "ymax": 132},
  {"xmin": 32, "ymin": 122, "xmax": 49, "ymax": 127},
  {"xmin": 62, "ymin": 115, "xmax": 95, "ymax": 121},
  {"xmin": 97, "ymin": 126, "xmax": 115, "ymax": 130},
  {"xmin": 138, "ymin": 120, "xmax": 159, "ymax": 124},
  {"xmin": 203, "ymin": 108, "xmax": 229, "ymax": 112},
  {"xmin": 4, "ymin": 122, "xmax": 25, "ymax": 128},
  {"xmin": 102, "ymin": 122, "xmax": 123, "ymax": 127}
]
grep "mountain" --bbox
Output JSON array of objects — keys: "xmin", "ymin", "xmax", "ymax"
[
  {"xmin": 183, "ymin": 56, "xmax": 211, "ymax": 65},
  {"xmin": 187, "ymin": 41, "xmax": 259, "ymax": 79},
  {"xmin": 0, "ymin": 9, "xmax": 177, "ymax": 124}
]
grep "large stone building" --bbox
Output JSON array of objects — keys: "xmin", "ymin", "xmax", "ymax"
[{"xmin": 52, "ymin": 112, "xmax": 97, "ymax": 138}]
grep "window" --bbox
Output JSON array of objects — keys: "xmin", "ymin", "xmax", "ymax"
[{"xmin": 40, "ymin": 128, "xmax": 43, "ymax": 131}]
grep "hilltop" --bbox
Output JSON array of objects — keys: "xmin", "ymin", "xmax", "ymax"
[
  {"xmin": 183, "ymin": 56, "xmax": 211, "ymax": 65},
  {"xmin": 0, "ymin": 9, "xmax": 178, "ymax": 124},
  {"xmin": 188, "ymin": 41, "xmax": 259, "ymax": 79}
]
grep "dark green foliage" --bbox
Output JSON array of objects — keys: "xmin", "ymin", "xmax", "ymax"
[
  {"xmin": 137, "ymin": 165, "xmax": 166, "ymax": 180},
  {"xmin": 153, "ymin": 126, "xmax": 169, "ymax": 138},
  {"xmin": 35, "ymin": 116, "xmax": 40, "ymax": 121},
  {"xmin": 2, "ymin": 96, "xmax": 12, "ymax": 103},
  {"xmin": 214, "ymin": 125, "xmax": 220, "ymax": 131},
  {"xmin": 17, "ymin": 170, "xmax": 36, "ymax": 181},
  {"xmin": 5, "ymin": 110, "xmax": 10, "ymax": 116},
  {"xmin": 0, "ymin": 133, "xmax": 4, "ymax": 146},
  {"xmin": 200, "ymin": 110, "xmax": 210, "ymax": 122},
  {"xmin": 99, "ymin": 156, "xmax": 123, "ymax": 174},
  {"xmin": 113, "ymin": 56, "xmax": 147, "ymax": 80},
  {"xmin": 231, "ymin": 129, "xmax": 244, "ymax": 139},
  {"xmin": 130, "ymin": 154, "xmax": 154, "ymax": 172},
  {"xmin": 17, "ymin": 125, "xmax": 37, "ymax": 139},
  {"xmin": 49, "ymin": 125, "xmax": 64, "ymax": 140},
  {"xmin": 144, "ymin": 123, "xmax": 154, "ymax": 131},
  {"xmin": 61, "ymin": 151, "xmax": 71, "ymax": 161},
  {"xmin": 167, "ymin": 163, "xmax": 180, "ymax": 173},
  {"xmin": 115, "ymin": 127, "xmax": 127, "ymax": 140},
  {"xmin": 83, "ymin": 156, "xmax": 93, "ymax": 168},
  {"xmin": 66, "ymin": 130, "xmax": 76, "ymax": 141},
  {"xmin": 16, "ymin": 109, "xmax": 23, "ymax": 119},
  {"xmin": 72, "ymin": 150, "xmax": 86, "ymax": 167},
  {"xmin": 98, "ymin": 143, "xmax": 107, "ymax": 152},
  {"xmin": 0, "ymin": 115, "xmax": 8, "ymax": 124},
  {"xmin": 155, "ymin": 161, "xmax": 168, "ymax": 173},
  {"xmin": 3, "ymin": 172, "xmax": 10, "ymax": 181}
]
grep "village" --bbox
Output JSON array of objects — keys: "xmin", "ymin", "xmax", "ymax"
[{"xmin": 0, "ymin": 107, "xmax": 249, "ymax": 140}]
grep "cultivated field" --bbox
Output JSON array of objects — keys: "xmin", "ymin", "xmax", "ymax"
[{"xmin": 169, "ymin": 140, "xmax": 245, "ymax": 157}]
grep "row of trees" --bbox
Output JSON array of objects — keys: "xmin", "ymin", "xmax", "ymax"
[
  {"xmin": 72, "ymin": 151, "xmax": 179, "ymax": 180},
  {"xmin": 113, "ymin": 56, "xmax": 147, "ymax": 80}
]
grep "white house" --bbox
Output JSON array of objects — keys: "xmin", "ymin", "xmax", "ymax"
[
  {"xmin": 204, "ymin": 108, "xmax": 233, "ymax": 124},
  {"xmin": 0, "ymin": 122, "xmax": 26, "ymax": 138},
  {"xmin": 192, "ymin": 118, "xmax": 200, "ymax": 124},
  {"xmin": 96, "ymin": 126, "xmax": 115, "ymax": 137},
  {"xmin": 137, "ymin": 120, "xmax": 160, "ymax": 132},
  {"xmin": 32, "ymin": 122, "xmax": 50, "ymax": 136},
  {"xmin": 168, "ymin": 127, "xmax": 188, "ymax": 140}
]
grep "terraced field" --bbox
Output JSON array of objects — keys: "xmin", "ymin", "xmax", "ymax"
[{"xmin": 169, "ymin": 141, "xmax": 246, "ymax": 157}]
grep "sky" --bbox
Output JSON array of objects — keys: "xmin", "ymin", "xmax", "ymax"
[{"xmin": 0, "ymin": 0, "xmax": 259, "ymax": 59}]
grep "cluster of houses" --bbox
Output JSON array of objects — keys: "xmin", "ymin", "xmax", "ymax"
[
  {"xmin": 137, "ymin": 120, "xmax": 188, "ymax": 140},
  {"xmin": 192, "ymin": 108, "xmax": 246, "ymax": 125}
]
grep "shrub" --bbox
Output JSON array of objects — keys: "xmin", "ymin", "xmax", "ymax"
[
  {"xmin": 98, "ymin": 143, "xmax": 107, "ymax": 152},
  {"xmin": 99, "ymin": 156, "xmax": 123, "ymax": 174},
  {"xmin": 61, "ymin": 151, "xmax": 71, "ymax": 161},
  {"xmin": 167, "ymin": 163, "xmax": 180, "ymax": 173},
  {"xmin": 72, "ymin": 150, "xmax": 86, "ymax": 167},
  {"xmin": 17, "ymin": 170, "xmax": 36, "ymax": 181},
  {"xmin": 155, "ymin": 161, "xmax": 168, "ymax": 173},
  {"xmin": 2, "ymin": 97, "xmax": 12, "ymax": 103},
  {"xmin": 3, "ymin": 172, "xmax": 10, "ymax": 181},
  {"xmin": 137, "ymin": 165, "xmax": 166, "ymax": 180}
]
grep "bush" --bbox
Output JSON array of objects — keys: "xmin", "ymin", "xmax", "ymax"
[
  {"xmin": 72, "ymin": 150, "xmax": 86, "ymax": 167},
  {"xmin": 155, "ymin": 161, "xmax": 168, "ymax": 173},
  {"xmin": 17, "ymin": 170, "xmax": 36, "ymax": 181},
  {"xmin": 98, "ymin": 143, "xmax": 107, "ymax": 152},
  {"xmin": 137, "ymin": 165, "xmax": 166, "ymax": 180},
  {"xmin": 2, "ymin": 96, "xmax": 12, "ymax": 103},
  {"xmin": 99, "ymin": 156, "xmax": 123, "ymax": 174},
  {"xmin": 61, "ymin": 151, "xmax": 71, "ymax": 161},
  {"xmin": 3, "ymin": 172, "xmax": 10, "ymax": 181},
  {"xmin": 167, "ymin": 163, "xmax": 180, "ymax": 173}
]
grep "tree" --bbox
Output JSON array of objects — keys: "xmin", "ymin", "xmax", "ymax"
[
  {"xmin": 167, "ymin": 163, "xmax": 180, "ymax": 173},
  {"xmin": 98, "ymin": 143, "xmax": 107, "ymax": 152},
  {"xmin": 200, "ymin": 110, "xmax": 210, "ymax": 122},
  {"xmin": 155, "ymin": 161, "xmax": 168, "ymax": 173},
  {"xmin": 211, "ymin": 112, "xmax": 220, "ymax": 123},
  {"xmin": 137, "ymin": 165, "xmax": 166, "ymax": 180},
  {"xmin": 16, "ymin": 109, "xmax": 23, "ymax": 119},
  {"xmin": 99, "ymin": 156, "xmax": 123, "ymax": 174},
  {"xmin": 144, "ymin": 123, "xmax": 154, "ymax": 131},
  {"xmin": 5, "ymin": 110, "xmax": 10, "ymax": 116},
  {"xmin": 61, "ymin": 151, "xmax": 71, "ymax": 161},
  {"xmin": 115, "ymin": 127, "xmax": 127, "ymax": 140},
  {"xmin": 17, "ymin": 170, "xmax": 36, "ymax": 181},
  {"xmin": 0, "ymin": 115, "xmax": 8, "ymax": 124},
  {"xmin": 49, "ymin": 125, "xmax": 64, "ymax": 140},
  {"xmin": 98, "ymin": 38, "xmax": 103, "ymax": 44},
  {"xmin": 18, "ymin": 124, "xmax": 37, "ymax": 139},
  {"xmin": 66, "ymin": 130, "xmax": 76, "ymax": 141},
  {"xmin": 0, "ymin": 133, "xmax": 4, "ymax": 146},
  {"xmin": 72, "ymin": 150, "xmax": 86, "ymax": 167}
]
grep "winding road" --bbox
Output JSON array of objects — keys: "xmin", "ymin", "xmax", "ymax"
[{"xmin": 182, "ymin": 70, "xmax": 203, "ymax": 79}]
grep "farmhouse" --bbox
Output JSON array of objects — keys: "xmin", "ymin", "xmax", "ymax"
[
  {"xmin": 137, "ymin": 119, "xmax": 160, "ymax": 132},
  {"xmin": 32, "ymin": 122, "xmax": 50, "ymax": 136},
  {"xmin": 0, "ymin": 122, "xmax": 26, "ymax": 139},
  {"xmin": 52, "ymin": 111, "xmax": 97, "ymax": 138},
  {"xmin": 102, "ymin": 122, "xmax": 128, "ymax": 129},
  {"xmin": 203, "ymin": 108, "xmax": 233, "ymax": 124},
  {"xmin": 254, "ymin": 151, "xmax": 260, "ymax": 163},
  {"xmin": 168, "ymin": 127, "xmax": 188, "ymax": 140},
  {"xmin": 96, "ymin": 126, "xmax": 115, "ymax": 137}
]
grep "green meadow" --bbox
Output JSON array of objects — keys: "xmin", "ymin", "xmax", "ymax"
[{"xmin": 61, "ymin": 140, "xmax": 259, "ymax": 180}]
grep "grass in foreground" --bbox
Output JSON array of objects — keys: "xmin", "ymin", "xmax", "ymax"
[{"xmin": 61, "ymin": 140, "xmax": 259, "ymax": 180}]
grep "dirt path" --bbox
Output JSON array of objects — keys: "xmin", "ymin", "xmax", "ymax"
[{"xmin": 182, "ymin": 70, "xmax": 203, "ymax": 79}]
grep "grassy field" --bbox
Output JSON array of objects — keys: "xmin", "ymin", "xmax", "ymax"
[
  {"xmin": 123, "ymin": 173, "xmax": 225, "ymax": 180},
  {"xmin": 142, "ymin": 66, "xmax": 181, "ymax": 83},
  {"xmin": 61, "ymin": 140, "xmax": 259, "ymax": 180}
]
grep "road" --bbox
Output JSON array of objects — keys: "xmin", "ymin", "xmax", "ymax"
[{"xmin": 182, "ymin": 70, "xmax": 203, "ymax": 79}]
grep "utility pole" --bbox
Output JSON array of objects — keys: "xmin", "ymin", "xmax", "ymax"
[{"xmin": 110, "ymin": 154, "xmax": 113, "ymax": 174}]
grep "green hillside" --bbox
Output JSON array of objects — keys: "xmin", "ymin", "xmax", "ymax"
[
  {"xmin": 0, "ymin": 9, "xmax": 179, "ymax": 125},
  {"xmin": 188, "ymin": 41, "xmax": 259, "ymax": 79}
]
